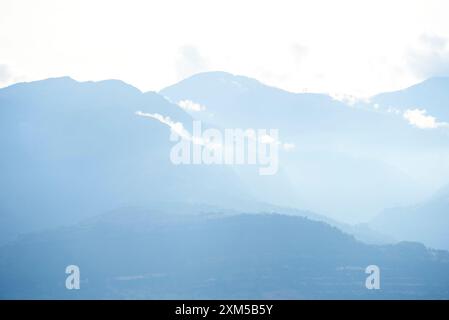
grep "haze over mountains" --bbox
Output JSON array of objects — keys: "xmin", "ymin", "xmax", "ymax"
[
  {"xmin": 0, "ymin": 72, "xmax": 448, "ymax": 298},
  {"xmin": 371, "ymin": 77, "xmax": 449, "ymax": 121},
  {"xmin": 161, "ymin": 72, "xmax": 449, "ymax": 220},
  {"xmin": 0, "ymin": 77, "xmax": 253, "ymax": 244},
  {"xmin": 372, "ymin": 183, "xmax": 449, "ymax": 250}
]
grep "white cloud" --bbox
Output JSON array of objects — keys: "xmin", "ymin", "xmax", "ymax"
[
  {"xmin": 330, "ymin": 93, "xmax": 365, "ymax": 105},
  {"xmin": 135, "ymin": 111, "xmax": 210, "ymax": 146},
  {"xmin": 403, "ymin": 109, "xmax": 449, "ymax": 129},
  {"xmin": 175, "ymin": 45, "xmax": 208, "ymax": 80},
  {"xmin": 178, "ymin": 99, "xmax": 206, "ymax": 112},
  {"xmin": 406, "ymin": 33, "xmax": 449, "ymax": 78},
  {"xmin": 136, "ymin": 111, "xmax": 295, "ymax": 152},
  {"xmin": 135, "ymin": 111, "xmax": 190, "ymax": 139}
]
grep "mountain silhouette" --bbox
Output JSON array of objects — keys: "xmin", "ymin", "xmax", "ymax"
[
  {"xmin": 161, "ymin": 72, "xmax": 449, "ymax": 221},
  {"xmin": 371, "ymin": 184, "xmax": 449, "ymax": 250},
  {"xmin": 0, "ymin": 77, "xmax": 252, "ymax": 244},
  {"xmin": 1, "ymin": 206, "xmax": 448, "ymax": 299},
  {"xmin": 1, "ymin": 73, "xmax": 449, "ymax": 300},
  {"xmin": 372, "ymin": 77, "xmax": 449, "ymax": 121}
]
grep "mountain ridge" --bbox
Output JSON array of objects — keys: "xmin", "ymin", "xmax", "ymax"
[{"xmin": 1, "ymin": 207, "xmax": 448, "ymax": 299}]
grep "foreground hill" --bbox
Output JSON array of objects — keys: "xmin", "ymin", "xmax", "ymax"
[{"xmin": 1, "ymin": 207, "xmax": 448, "ymax": 299}]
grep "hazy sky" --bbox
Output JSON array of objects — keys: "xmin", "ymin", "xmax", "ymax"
[{"xmin": 1, "ymin": 0, "xmax": 449, "ymax": 97}]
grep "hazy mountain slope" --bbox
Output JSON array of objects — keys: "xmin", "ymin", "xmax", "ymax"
[
  {"xmin": 371, "ymin": 185, "xmax": 449, "ymax": 250},
  {"xmin": 372, "ymin": 77, "xmax": 449, "ymax": 121},
  {"xmin": 160, "ymin": 72, "xmax": 449, "ymax": 221},
  {"xmin": 2, "ymin": 73, "xmax": 447, "ymax": 247},
  {"xmin": 262, "ymin": 204, "xmax": 395, "ymax": 245},
  {"xmin": 160, "ymin": 71, "xmax": 376, "ymax": 133},
  {"xmin": 0, "ymin": 77, "xmax": 251, "ymax": 244},
  {"xmin": 0, "ymin": 207, "xmax": 447, "ymax": 299},
  {"xmin": 0, "ymin": 76, "xmax": 391, "ymax": 246}
]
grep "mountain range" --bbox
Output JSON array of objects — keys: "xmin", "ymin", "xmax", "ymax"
[
  {"xmin": 371, "ymin": 183, "xmax": 449, "ymax": 249},
  {"xmin": 0, "ymin": 72, "xmax": 448, "ymax": 298},
  {"xmin": 161, "ymin": 72, "xmax": 449, "ymax": 222}
]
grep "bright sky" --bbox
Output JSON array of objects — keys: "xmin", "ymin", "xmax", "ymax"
[{"xmin": 1, "ymin": 0, "xmax": 449, "ymax": 97}]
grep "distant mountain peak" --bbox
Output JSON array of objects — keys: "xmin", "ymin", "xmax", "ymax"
[
  {"xmin": 0, "ymin": 76, "xmax": 142, "ymax": 96},
  {"xmin": 160, "ymin": 71, "xmax": 295, "ymax": 103},
  {"xmin": 169, "ymin": 71, "xmax": 266, "ymax": 91},
  {"xmin": 404, "ymin": 76, "xmax": 449, "ymax": 92},
  {"xmin": 86, "ymin": 78, "xmax": 142, "ymax": 93}
]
